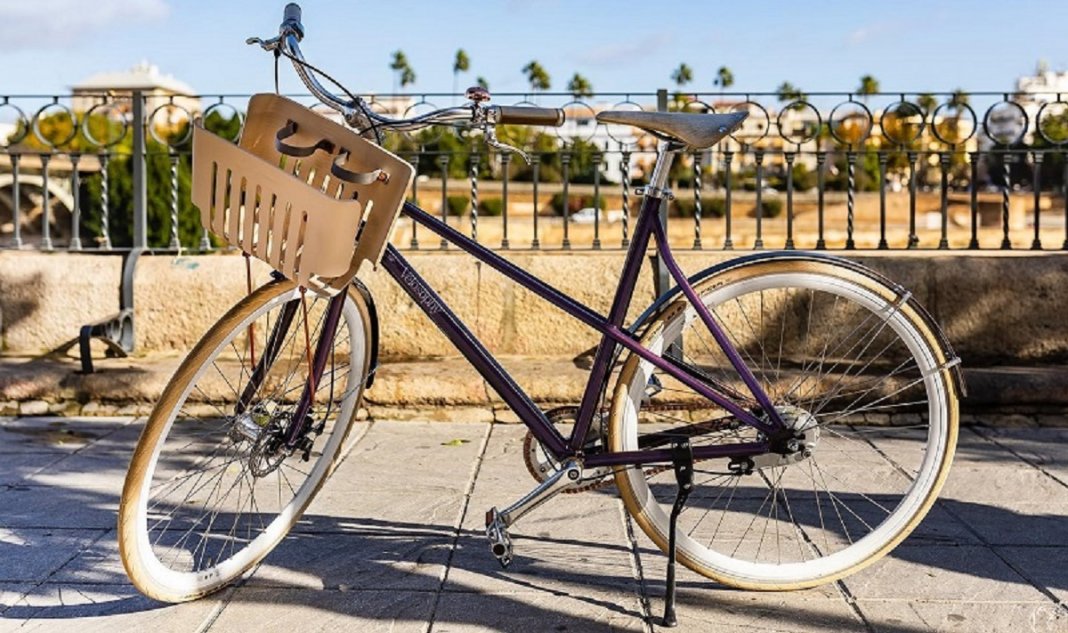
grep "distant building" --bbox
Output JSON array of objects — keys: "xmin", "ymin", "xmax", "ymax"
[
  {"xmin": 72, "ymin": 61, "xmax": 199, "ymax": 129},
  {"xmin": 1011, "ymin": 60, "xmax": 1068, "ymax": 143},
  {"xmin": 1015, "ymin": 60, "xmax": 1068, "ymax": 101}
]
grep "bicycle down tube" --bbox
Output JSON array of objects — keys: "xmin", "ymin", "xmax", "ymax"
[{"xmin": 377, "ymin": 195, "xmax": 785, "ymax": 467}]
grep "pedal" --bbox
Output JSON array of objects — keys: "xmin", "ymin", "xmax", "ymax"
[
  {"xmin": 662, "ymin": 439, "xmax": 694, "ymax": 628},
  {"xmin": 485, "ymin": 507, "xmax": 513, "ymax": 567}
]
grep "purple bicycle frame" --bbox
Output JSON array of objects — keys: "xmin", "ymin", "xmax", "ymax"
[{"xmin": 372, "ymin": 194, "xmax": 789, "ymax": 469}]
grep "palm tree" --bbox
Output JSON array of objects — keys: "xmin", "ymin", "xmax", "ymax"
[
  {"xmin": 390, "ymin": 50, "xmax": 410, "ymax": 94},
  {"xmin": 671, "ymin": 63, "xmax": 693, "ymax": 88},
  {"xmin": 776, "ymin": 81, "xmax": 805, "ymax": 103},
  {"xmin": 949, "ymin": 88, "xmax": 969, "ymax": 108},
  {"xmin": 714, "ymin": 66, "xmax": 734, "ymax": 92},
  {"xmin": 522, "ymin": 61, "xmax": 551, "ymax": 93},
  {"xmin": 857, "ymin": 75, "xmax": 879, "ymax": 103},
  {"xmin": 476, "ymin": 76, "xmax": 489, "ymax": 90},
  {"xmin": 400, "ymin": 66, "xmax": 416, "ymax": 89},
  {"xmin": 670, "ymin": 62, "xmax": 694, "ymax": 108},
  {"xmin": 917, "ymin": 93, "xmax": 938, "ymax": 115},
  {"xmin": 566, "ymin": 73, "xmax": 593, "ymax": 99},
  {"xmin": 452, "ymin": 49, "xmax": 470, "ymax": 96}
]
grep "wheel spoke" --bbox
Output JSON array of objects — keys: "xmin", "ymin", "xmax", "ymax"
[
  {"xmin": 611, "ymin": 265, "xmax": 955, "ymax": 586},
  {"xmin": 122, "ymin": 285, "xmax": 368, "ymax": 595}
]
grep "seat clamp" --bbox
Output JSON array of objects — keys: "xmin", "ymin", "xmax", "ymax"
[{"xmin": 635, "ymin": 186, "xmax": 674, "ymax": 201}]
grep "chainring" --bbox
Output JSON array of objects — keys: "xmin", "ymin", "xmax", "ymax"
[{"xmin": 522, "ymin": 406, "xmax": 615, "ymax": 493}]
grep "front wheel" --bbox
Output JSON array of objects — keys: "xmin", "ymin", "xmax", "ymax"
[
  {"xmin": 119, "ymin": 280, "xmax": 372, "ymax": 602},
  {"xmin": 608, "ymin": 257, "xmax": 958, "ymax": 590}
]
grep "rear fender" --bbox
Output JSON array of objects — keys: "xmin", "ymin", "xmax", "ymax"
[{"xmin": 624, "ymin": 251, "xmax": 965, "ymax": 397}]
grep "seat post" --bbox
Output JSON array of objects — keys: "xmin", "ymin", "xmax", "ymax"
[{"xmin": 644, "ymin": 140, "xmax": 684, "ymax": 201}]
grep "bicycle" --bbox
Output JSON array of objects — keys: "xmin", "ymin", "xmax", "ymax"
[{"xmin": 118, "ymin": 5, "xmax": 962, "ymax": 625}]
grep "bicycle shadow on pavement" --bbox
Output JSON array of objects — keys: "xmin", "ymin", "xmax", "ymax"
[
  {"xmin": 0, "ymin": 417, "xmax": 1064, "ymax": 630},
  {"xmin": 2, "ymin": 496, "xmax": 1064, "ymax": 632}
]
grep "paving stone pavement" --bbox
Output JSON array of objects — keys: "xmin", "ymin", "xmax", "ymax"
[{"xmin": 0, "ymin": 416, "xmax": 1065, "ymax": 632}]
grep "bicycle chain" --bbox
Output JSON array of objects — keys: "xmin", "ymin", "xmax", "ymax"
[{"xmin": 521, "ymin": 403, "xmax": 738, "ymax": 493}]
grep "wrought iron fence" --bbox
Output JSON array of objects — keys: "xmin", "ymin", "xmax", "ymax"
[{"xmin": 3, "ymin": 89, "xmax": 1068, "ymax": 253}]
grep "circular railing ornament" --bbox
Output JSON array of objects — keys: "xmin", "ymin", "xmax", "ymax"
[
  {"xmin": 0, "ymin": 102, "xmax": 30, "ymax": 147},
  {"xmin": 147, "ymin": 101, "xmax": 194, "ymax": 147},
  {"xmin": 1036, "ymin": 100, "xmax": 1068, "ymax": 145},
  {"xmin": 202, "ymin": 100, "xmax": 245, "ymax": 142},
  {"xmin": 555, "ymin": 100, "xmax": 597, "ymax": 144},
  {"xmin": 879, "ymin": 100, "xmax": 925, "ymax": 146},
  {"xmin": 604, "ymin": 99, "xmax": 649, "ymax": 147},
  {"xmin": 402, "ymin": 98, "xmax": 444, "ymax": 144},
  {"xmin": 930, "ymin": 100, "xmax": 977, "ymax": 145},
  {"xmin": 32, "ymin": 102, "xmax": 79, "ymax": 148},
  {"xmin": 982, "ymin": 100, "xmax": 1028, "ymax": 146},
  {"xmin": 82, "ymin": 100, "xmax": 129, "ymax": 148},
  {"xmin": 777, "ymin": 100, "xmax": 822, "ymax": 146},
  {"xmin": 683, "ymin": 99, "xmax": 715, "ymax": 114},
  {"xmin": 828, "ymin": 100, "xmax": 872, "ymax": 146},
  {"xmin": 729, "ymin": 100, "xmax": 769, "ymax": 144}
]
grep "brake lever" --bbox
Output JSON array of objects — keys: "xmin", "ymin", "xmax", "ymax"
[
  {"xmin": 465, "ymin": 88, "xmax": 530, "ymax": 164},
  {"xmin": 246, "ymin": 36, "xmax": 282, "ymax": 52},
  {"xmin": 483, "ymin": 125, "xmax": 530, "ymax": 164}
]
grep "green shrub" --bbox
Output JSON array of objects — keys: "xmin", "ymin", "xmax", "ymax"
[
  {"xmin": 477, "ymin": 197, "xmax": 504, "ymax": 216},
  {"xmin": 671, "ymin": 197, "xmax": 727, "ymax": 218},
  {"xmin": 674, "ymin": 196, "xmax": 781, "ymax": 219},
  {"xmin": 548, "ymin": 192, "xmax": 603, "ymax": 216},
  {"xmin": 751, "ymin": 198, "xmax": 783, "ymax": 218},
  {"xmin": 446, "ymin": 195, "xmax": 469, "ymax": 216}
]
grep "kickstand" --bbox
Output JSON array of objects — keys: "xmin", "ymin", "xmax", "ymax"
[{"xmin": 662, "ymin": 439, "xmax": 693, "ymax": 628}]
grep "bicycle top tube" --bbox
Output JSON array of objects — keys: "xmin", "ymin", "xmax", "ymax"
[{"xmin": 244, "ymin": 4, "xmax": 792, "ymax": 463}]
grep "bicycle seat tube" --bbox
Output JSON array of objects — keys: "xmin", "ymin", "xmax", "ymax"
[{"xmin": 642, "ymin": 141, "xmax": 788, "ymax": 433}]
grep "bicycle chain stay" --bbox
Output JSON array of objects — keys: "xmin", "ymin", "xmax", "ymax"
[{"xmin": 522, "ymin": 404, "xmax": 750, "ymax": 493}]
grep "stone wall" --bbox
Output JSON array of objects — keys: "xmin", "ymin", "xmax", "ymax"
[{"xmin": 1, "ymin": 250, "xmax": 1066, "ymax": 366}]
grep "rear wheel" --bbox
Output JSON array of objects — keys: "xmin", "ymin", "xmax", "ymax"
[
  {"xmin": 119, "ymin": 280, "xmax": 371, "ymax": 602},
  {"xmin": 609, "ymin": 258, "xmax": 958, "ymax": 590}
]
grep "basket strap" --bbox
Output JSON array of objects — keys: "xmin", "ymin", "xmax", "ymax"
[
  {"xmin": 331, "ymin": 152, "xmax": 387, "ymax": 185},
  {"xmin": 275, "ymin": 120, "xmax": 388, "ymax": 186},
  {"xmin": 275, "ymin": 120, "xmax": 336, "ymax": 157}
]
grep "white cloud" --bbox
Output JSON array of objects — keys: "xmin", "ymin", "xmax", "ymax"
[
  {"xmin": 847, "ymin": 28, "xmax": 869, "ymax": 46},
  {"xmin": 845, "ymin": 20, "xmax": 908, "ymax": 48},
  {"xmin": 3, "ymin": 0, "xmax": 170, "ymax": 51},
  {"xmin": 577, "ymin": 33, "xmax": 672, "ymax": 67}
]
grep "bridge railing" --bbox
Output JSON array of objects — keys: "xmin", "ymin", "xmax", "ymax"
[{"xmin": 2, "ymin": 89, "xmax": 1067, "ymax": 253}]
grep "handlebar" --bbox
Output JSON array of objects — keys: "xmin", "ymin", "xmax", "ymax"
[
  {"xmin": 256, "ymin": 3, "xmax": 564, "ymax": 142},
  {"xmin": 492, "ymin": 105, "xmax": 566, "ymax": 127}
]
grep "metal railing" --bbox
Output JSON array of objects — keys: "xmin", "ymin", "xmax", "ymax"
[{"xmin": 3, "ymin": 89, "xmax": 1068, "ymax": 253}]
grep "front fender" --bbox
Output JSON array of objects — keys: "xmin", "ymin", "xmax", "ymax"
[
  {"xmin": 350, "ymin": 278, "xmax": 380, "ymax": 389},
  {"xmin": 626, "ymin": 250, "xmax": 965, "ymax": 397}
]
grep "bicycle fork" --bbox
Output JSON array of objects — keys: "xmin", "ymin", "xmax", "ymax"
[{"xmin": 234, "ymin": 284, "xmax": 349, "ymax": 452}]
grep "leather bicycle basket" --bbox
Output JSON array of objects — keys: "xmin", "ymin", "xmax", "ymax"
[{"xmin": 191, "ymin": 93, "xmax": 414, "ymax": 295}]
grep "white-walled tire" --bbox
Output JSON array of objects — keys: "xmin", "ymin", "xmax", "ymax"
[
  {"xmin": 609, "ymin": 258, "xmax": 958, "ymax": 590},
  {"xmin": 119, "ymin": 280, "xmax": 371, "ymax": 602}
]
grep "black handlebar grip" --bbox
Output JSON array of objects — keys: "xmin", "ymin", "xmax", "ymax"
[
  {"xmin": 495, "ymin": 105, "xmax": 566, "ymax": 127},
  {"xmin": 282, "ymin": 3, "xmax": 304, "ymax": 39}
]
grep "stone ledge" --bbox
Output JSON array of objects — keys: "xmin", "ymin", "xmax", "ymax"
[
  {"xmin": 4, "ymin": 251, "xmax": 1068, "ymax": 365},
  {"xmin": 0, "ymin": 355, "xmax": 1066, "ymax": 425}
]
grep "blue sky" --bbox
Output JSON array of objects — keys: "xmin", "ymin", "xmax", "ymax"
[{"xmin": 4, "ymin": 0, "xmax": 1068, "ymax": 98}]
